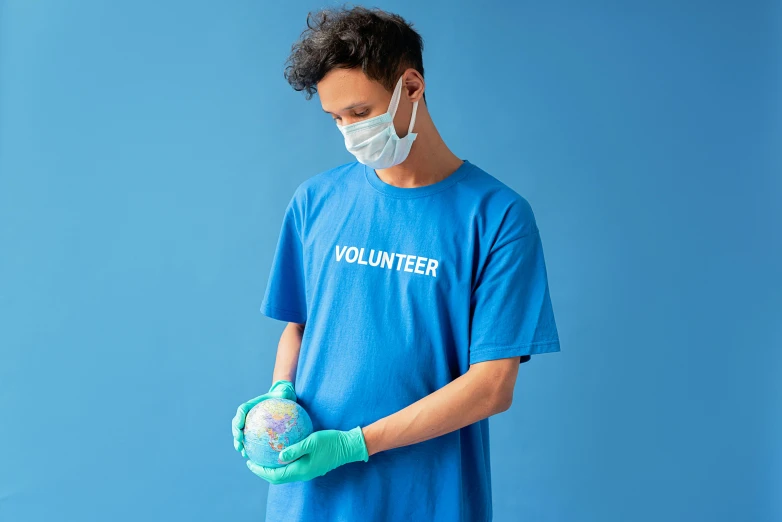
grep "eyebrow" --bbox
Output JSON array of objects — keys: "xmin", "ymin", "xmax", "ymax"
[{"xmin": 322, "ymin": 101, "xmax": 369, "ymax": 114}]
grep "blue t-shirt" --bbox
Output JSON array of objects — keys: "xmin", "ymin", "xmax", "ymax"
[{"xmin": 259, "ymin": 159, "xmax": 560, "ymax": 522}]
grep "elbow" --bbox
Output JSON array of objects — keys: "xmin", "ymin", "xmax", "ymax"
[
  {"xmin": 470, "ymin": 359, "xmax": 519, "ymax": 414},
  {"xmin": 493, "ymin": 387, "xmax": 514, "ymax": 413}
]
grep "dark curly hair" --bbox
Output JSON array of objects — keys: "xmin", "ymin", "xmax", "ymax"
[{"xmin": 283, "ymin": 5, "xmax": 426, "ymax": 103}]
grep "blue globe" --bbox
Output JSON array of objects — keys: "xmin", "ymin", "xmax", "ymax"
[{"xmin": 243, "ymin": 398, "xmax": 313, "ymax": 468}]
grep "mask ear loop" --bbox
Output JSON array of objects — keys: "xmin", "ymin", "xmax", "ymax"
[
  {"xmin": 407, "ymin": 101, "xmax": 419, "ymax": 135},
  {"xmin": 387, "ymin": 76, "xmax": 404, "ymax": 119}
]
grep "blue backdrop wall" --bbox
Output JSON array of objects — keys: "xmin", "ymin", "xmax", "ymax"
[{"xmin": 1, "ymin": 1, "xmax": 779, "ymax": 521}]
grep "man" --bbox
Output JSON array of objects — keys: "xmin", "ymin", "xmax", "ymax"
[{"xmin": 231, "ymin": 6, "xmax": 560, "ymax": 521}]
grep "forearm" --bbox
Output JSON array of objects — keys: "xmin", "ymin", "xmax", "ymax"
[
  {"xmin": 361, "ymin": 368, "xmax": 510, "ymax": 457},
  {"xmin": 271, "ymin": 322, "xmax": 304, "ymax": 385}
]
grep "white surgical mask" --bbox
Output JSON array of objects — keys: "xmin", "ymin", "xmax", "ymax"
[{"xmin": 336, "ymin": 75, "xmax": 418, "ymax": 169}]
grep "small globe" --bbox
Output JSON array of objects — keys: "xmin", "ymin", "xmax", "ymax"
[{"xmin": 243, "ymin": 398, "xmax": 313, "ymax": 468}]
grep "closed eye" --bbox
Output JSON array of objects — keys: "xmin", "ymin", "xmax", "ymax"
[{"xmin": 333, "ymin": 108, "xmax": 371, "ymax": 124}]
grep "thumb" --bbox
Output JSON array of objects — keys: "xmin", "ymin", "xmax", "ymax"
[{"xmin": 279, "ymin": 435, "xmax": 314, "ymax": 462}]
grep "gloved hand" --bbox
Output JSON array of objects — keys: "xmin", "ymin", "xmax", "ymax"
[
  {"xmin": 232, "ymin": 379, "xmax": 297, "ymax": 458},
  {"xmin": 246, "ymin": 426, "xmax": 369, "ymax": 484}
]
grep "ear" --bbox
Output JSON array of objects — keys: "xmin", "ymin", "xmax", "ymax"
[{"xmin": 402, "ymin": 68, "xmax": 425, "ymax": 104}]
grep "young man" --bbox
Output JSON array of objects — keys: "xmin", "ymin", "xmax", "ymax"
[{"xmin": 231, "ymin": 6, "xmax": 561, "ymax": 521}]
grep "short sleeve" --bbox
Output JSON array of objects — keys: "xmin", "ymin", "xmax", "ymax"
[
  {"xmin": 468, "ymin": 224, "xmax": 560, "ymax": 365},
  {"xmin": 259, "ymin": 194, "xmax": 307, "ymax": 324}
]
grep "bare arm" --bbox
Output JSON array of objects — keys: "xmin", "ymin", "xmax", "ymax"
[
  {"xmin": 271, "ymin": 322, "xmax": 305, "ymax": 386},
  {"xmin": 361, "ymin": 357, "xmax": 520, "ymax": 457}
]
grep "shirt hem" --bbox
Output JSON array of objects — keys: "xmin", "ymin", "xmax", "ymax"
[
  {"xmin": 260, "ymin": 301, "xmax": 306, "ymax": 324},
  {"xmin": 469, "ymin": 340, "xmax": 560, "ymax": 364}
]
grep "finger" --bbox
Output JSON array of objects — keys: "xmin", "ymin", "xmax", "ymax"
[
  {"xmin": 232, "ymin": 416, "xmax": 244, "ymax": 440},
  {"xmin": 233, "ymin": 406, "xmax": 250, "ymax": 431},
  {"xmin": 231, "ymin": 420, "xmax": 245, "ymax": 449},
  {"xmin": 246, "ymin": 460, "xmax": 284, "ymax": 483},
  {"xmin": 278, "ymin": 445, "xmax": 299, "ymax": 463},
  {"xmin": 264, "ymin": 459, "xmax": 305, "ymax": 484},
  {"xmin": 233, "ymin": 435, "xmax": 244, "ymax": 453},
  {"xmin": 279, "ymin": 435, "xmax": 314, "ymax": 462},
  {"xmin": 233, "ymin": 395, "xmax": 266, "ymax": 430},
  {"xmin": 275, "ymin": 458, "xmax": 309, "ymax": 483}
]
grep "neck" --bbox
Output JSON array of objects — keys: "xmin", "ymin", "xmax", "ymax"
[{"xmin": 373, "ymin": 105, "xmax": 463, "ymax": 188}]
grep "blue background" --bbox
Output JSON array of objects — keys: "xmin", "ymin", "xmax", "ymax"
[{"xmin": 1, "ymin": 1, "xmax": 779, "ymax": 521}]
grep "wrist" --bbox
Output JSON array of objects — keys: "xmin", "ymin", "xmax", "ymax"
[
  {"xmin": 268, "ymin": 380, "xmax": 296, "ymax": 400},
  {"xmin": 269, "ymin": 379, "xmax": 293, "ymax": 392},
  {"xmin": 346, "ymin": 426, "xmax": 370, "ymax": 463},
  {"xmin": 359, "ymin": 422, "xmax": 383, "ymax": 457}
]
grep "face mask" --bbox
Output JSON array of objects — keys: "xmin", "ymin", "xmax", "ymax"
[{"xmin": 336, "ymin": 75, "xmax": 419, "ymax": 169}]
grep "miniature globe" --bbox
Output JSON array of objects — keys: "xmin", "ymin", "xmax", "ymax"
[{"xmin": 243, "ymin": 398, "xmax": 313, "ymax": 468}]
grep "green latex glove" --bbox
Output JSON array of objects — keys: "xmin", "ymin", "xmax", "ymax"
[
  {"xmin": 232, "ymin": 379, "xmax": 297, "ymax": 458},
  {"xmin": 246, "ymin": 426, "xmax": 369, "ymax": 484}
]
